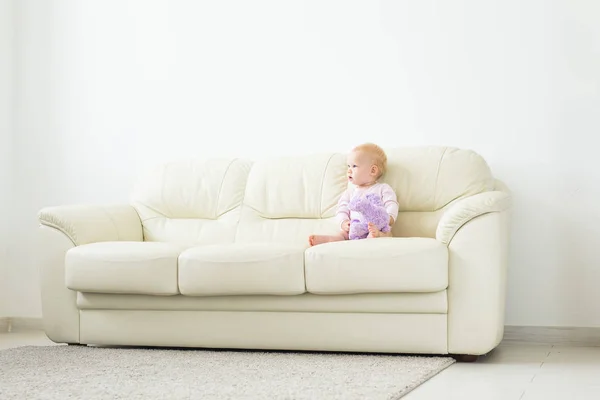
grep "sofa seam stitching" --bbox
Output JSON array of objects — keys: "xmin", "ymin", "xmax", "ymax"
[
  {"xmin": 445, "ymin": 210, "xmax": 493, "ymax": 245},
  {"xmin": 433, "ymin": 147, "xmax": 449, "ymax": 211},
  {"xmin": 215, "ymin": 159, "xmax": 236, "ymax": 220},
  {"xmin": 102, "ymin": 206, "xmax": 120, "ymax": 241},
  {"xmin": 319, "ymin": 154, "xmax": 335, "ymax": 218},
  {"xmin": 233, "ymin": 161, "xmax": 252, "ymax": 243},
  {"xmin": 39, "ymin": 222, "xmax": 77, "ymax": 246}
]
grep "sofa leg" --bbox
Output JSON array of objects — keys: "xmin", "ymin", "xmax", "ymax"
[
  {"xmin": 67, "ymin": 343, "xmax": 86, "ymax": 346},
  {"xmin": 452, "ymin": 354, "xmax": 479, "ymax": 362}
]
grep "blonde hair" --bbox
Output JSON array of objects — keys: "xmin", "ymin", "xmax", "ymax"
[{"xmin": 352, "ymin": 142, "xmax": 388, "ymax": 179}]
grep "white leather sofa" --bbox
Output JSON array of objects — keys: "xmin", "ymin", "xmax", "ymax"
[{"xmin": 37, "ymin": 146, "xmax": 512, "ymax": 360}]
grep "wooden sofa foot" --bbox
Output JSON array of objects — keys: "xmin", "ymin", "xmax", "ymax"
[
  {"xmin": 452, "ymin": 354, "xmax": 479, "ymax": 362},
  {"xmin": 67, "ymin": 343, "xmax": 86, "ymax": 346}
]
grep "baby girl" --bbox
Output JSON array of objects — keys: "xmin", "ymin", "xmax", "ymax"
[{"xmin": 308, "ymin": 143, "xmax": 399, "ymax": 246}]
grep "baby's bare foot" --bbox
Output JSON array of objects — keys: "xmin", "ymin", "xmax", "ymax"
[
  {"xmin": 367, "ymin": 223, "xmax": 381, "ymax": 238},
  {"xmin": 309, "ymin": 235, "xmax": 329, "ymax": 247}
]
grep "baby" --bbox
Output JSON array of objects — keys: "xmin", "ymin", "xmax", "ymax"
[{"xmin": 308, "ymin": 143, "xmax": 399, "ymax": 247}]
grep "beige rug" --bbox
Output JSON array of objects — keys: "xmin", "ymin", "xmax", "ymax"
[{"xmin": 0, "ymin": 346, "xmax": 455, "ymax": 399}]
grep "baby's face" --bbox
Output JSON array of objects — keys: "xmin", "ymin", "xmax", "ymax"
[{"xmin": 346, "ymin": 151, "xmax": 377, "ymax": 187}]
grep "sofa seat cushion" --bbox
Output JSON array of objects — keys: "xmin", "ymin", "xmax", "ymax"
[
  {"xmin": 178, "ymin": 243, "xmax": 307, "ymax": 296},
  {"xmin": 66, "ymin": 241, "xmax": 186, "ymax": 295},
  {"xmin": 305, "ymin": 237, "xmax": 448, "ymax": 294}
]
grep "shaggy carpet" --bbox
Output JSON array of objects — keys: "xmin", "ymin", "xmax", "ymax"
[{"xmin": 0, "ymin": 345, "xmax": 455, "ymax": 399}]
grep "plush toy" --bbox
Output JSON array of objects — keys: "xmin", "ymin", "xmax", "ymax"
[{"xmin": 348, "ymin": 192, "xmax": 391, "ymax": 240}]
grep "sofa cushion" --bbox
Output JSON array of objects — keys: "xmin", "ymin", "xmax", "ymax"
[
  {"xmin": 382, "ymin": 147, "xmax": 495, "ymax": 212},
  {"xmin": 234, "ymin": 153, "xmax": 349, "ymax": 244},
  {"xmin": 65, "ymin": 242, "xmax": 186, "ymax": 295},
  {"xmin": 243, "ymin": 153, "xmax": 347, "ymax": 219},
  {"xmin": 130, "ymin": 158, "xmax": 253, "ymax": 244},
  {"xmin": 305, "ymin": 238, "xmax": 448, "ymax": 294},
  {"xmin": 179, "ymin": 243, "xmax": 306, "ymax": 296}
]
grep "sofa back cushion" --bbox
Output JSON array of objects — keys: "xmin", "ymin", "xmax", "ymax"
[
  {"xmin": 380, "ymin": 146, "xmax": 495, "ymax": 238},
  {"xmin": 131, "ymin": 158, "xmax": 252, "ymax": 244},
  {"xmin": 383, "ymin": 147, "xmax": 494, "ymax": 211},
  {"xmin": 235, "ymin": 153, "xmax": 348, "ymax": 243},
  {"xmin": 244, "ymin": 153, "xmax": 348, "ymax": 219}
]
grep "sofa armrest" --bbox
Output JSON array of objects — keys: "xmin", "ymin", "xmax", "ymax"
[
  {"xmin": 436, "ymin": 191, "xmax": 512, "ymax": 245},
  {"xmin": 440, "ymin": 191, "xmax": 513, "ymax": 355},
  {"xmin": 38, "ymin": 204, "xmax": 143, "ymax": 246},
  {"xmin": 37, "ymin": 204, "xmax": 142, "ymax": 344}
]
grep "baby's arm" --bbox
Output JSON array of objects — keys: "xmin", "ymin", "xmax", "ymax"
[
  {"xmin": 336, "ymin": 189, "xmax": 351, "ymax": 230},
  {"xmin": 381, "ymin": 184, "xmax": 399, "ymax": 226},
  {"xmin": 366, "ymin": 185, "xmax": 398, "ymax": 239}
]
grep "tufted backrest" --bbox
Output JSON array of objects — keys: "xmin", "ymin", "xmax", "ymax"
[
  {"xmin": 234, "ymin": 153, "xmax": 348, "ymax": 244},
  {"xmin": 130, "ymin": 146, "xmax": 495, "ymax": 244},
  {"xmin": 130, "ymin": 158, "xmax": 253, "ymax": 245},
  {"xmin": 379, "ymin": 146, "xmax": 495, "ymax": 237}
]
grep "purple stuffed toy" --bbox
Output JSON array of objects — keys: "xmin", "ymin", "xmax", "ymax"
[{"xmin": 348, "ymin": 193, "xmax": 391, "ymax": 240}]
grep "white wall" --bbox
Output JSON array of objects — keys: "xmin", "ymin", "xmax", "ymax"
[
  {"xmin": 8, "ymin": 0, "xmax": 600, "ymax": 327},
  {"xmin": 0, "ymin": 0, "xmax": 15, "ymax": 318}
]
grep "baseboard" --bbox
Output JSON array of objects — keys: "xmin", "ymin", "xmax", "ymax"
[
  {"xmin": 11, "ymin": 317, "xmax": 43, "ymax": 332},
  {"xmin": 0, "ymin": 317, "xmax": 43, "ymax": 333},
  {"xmin": 1, "ymin": 320, "xmax": 599, "ymax": 346},
  {"xmin": 503, "ymin": 325, "xmax": 600, "ymax": 347}
]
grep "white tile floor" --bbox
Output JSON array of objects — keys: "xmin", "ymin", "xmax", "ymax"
[{"xmin": 2, "ymin": 330, "xmax": 600, "ymax": 399}]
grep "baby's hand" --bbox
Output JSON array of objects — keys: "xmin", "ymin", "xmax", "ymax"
[{"xmin": 342, "ymin": 220, "xmax": 350, "ymax": 232}]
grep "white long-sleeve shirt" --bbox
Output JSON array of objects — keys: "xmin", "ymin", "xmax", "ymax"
[{"xmin": 336, "ymin": 182, "xmax": 399, "ymax": 229}]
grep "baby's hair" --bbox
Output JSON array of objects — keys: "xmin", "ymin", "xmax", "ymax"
[{"xmin": 352, "ymin": 142, "xmax": 388, "ymax": 179}]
